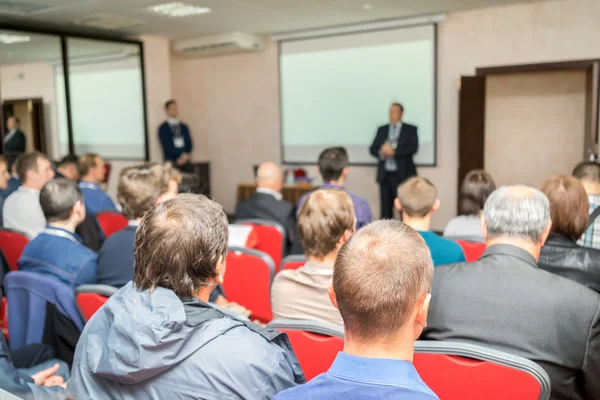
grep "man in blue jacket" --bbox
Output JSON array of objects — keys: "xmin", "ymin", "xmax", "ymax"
[{"xmin": 158, "ymin": 99, "xmax": 193, "ymax": 170}]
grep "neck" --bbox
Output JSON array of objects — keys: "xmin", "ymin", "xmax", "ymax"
[
  {"xmin": 308, "ymin": 251, "xmax": 337, "ymax": 266},
  {"xmin": 22, "ymin": 182, "xmax": 39, "ymax": 191},
  {"xmin": 343, "ymin": 330, "xmax": 415, "ymax": 362},
  {"xmin": 401, "ymin": 213, "xmax": 431, "ymax": 232},
  {"xmin": 193, "ymin": 286, "xmax": 214, "ymax": 303},
  {"xmin": 582, "ymin": 180, "xmax": 600, "ymax": 196},
  {"xmin": 49, "ymin": 220, "xmax": 77, "ymax": 233},
  {"xmin": 486, "ymin": 237, "xmax": 542, "ymax": 262},
  {"xmin": 82, "ymin": 175, "xmax": 97, "ymax": 184},
  {"xmin": 326, "ymin": 177, "xmax": 345, "ymax": 186},
  {"xmin": 258, "ymin": 185, "xmax": 280, "ymax": 193}
]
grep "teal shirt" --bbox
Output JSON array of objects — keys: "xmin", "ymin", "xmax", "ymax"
[{"xmin": 418, "ymin": 231, "xmax": 466, "ymax": 266}]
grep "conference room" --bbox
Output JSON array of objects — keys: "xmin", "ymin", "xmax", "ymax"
[{"xmin": 0, "ymin": 0, "xmax": 599, "ymax": 399}]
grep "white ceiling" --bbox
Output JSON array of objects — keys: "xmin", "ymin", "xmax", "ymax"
[{"xmin": 0, "ymin": 0, "xmax": 547, "ymax": 39}]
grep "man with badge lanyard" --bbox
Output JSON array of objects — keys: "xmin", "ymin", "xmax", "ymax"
[{"xmin": 158, "ymin": 99, "xmax": 193, "ymax": 172}]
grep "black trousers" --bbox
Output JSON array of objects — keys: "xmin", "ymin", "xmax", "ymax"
[{"xmin": 380, "ymin": 173, "xmax": 401, "ymax": 220}]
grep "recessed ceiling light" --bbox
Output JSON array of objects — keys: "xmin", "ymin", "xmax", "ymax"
[
  {"xmin": 362, "ymin": 3, "xmax": 373, "ymax": 10},
  {"xmin": 0, "ymin": 34, "xmax": 30, "ymax": 44},
  {"xmin": 147, "ymin": 2, "xmax": 211, "ymax": 17}
]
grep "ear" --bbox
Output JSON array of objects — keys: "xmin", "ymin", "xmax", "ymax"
[
  {"xmin": 414, "ymin": 293, "xmax": 431, "ymax": 339},
  {"xmin": 75, "ymin": 200, "xmax": 86, "ymax": 219},
  {"xmin": 540, "ymin": 220, "xmax": 552, "ymax": 246},
  {"xmin": 156, "ymin": 191, "xmax": 175, "ymax": 205},
  {"xmin": 341, "ymin": 167, "xmax": 349, "ymax": 178},
  {"xmin": 394, "ymin": 197, "xmax": 403, "ymax": 211},
  {"xmin": 482, "ymin": 217, "xmax": 489, "ymax": 241},
  {"xmin": 328, "ymin": 279, "xmax": 339, "ymax": 310},
  {"xmin": 431, "ymin": 199, "xmax": 440, "ymax": 213},
  {"xmin": 214, "ymin": 254, "xmax": 226, "ymax": 285},
  {"xmin": 339, "ymin": 228, "xmax": 353, "ymax": 246}
]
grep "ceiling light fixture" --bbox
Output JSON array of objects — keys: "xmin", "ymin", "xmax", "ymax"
[
  {"xmin": 0, "ymin": 34, "xmax": 31, "ymax": 44},
  {"xmin": 147, "ymin": 2, "xmax": 211, "ymax": 17}
]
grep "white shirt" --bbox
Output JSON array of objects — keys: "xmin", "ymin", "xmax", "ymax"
[
  {"xmin": 3, "ymin": 186, "xmax": 45, "ymax": 239},
  {"xmin": 256, "ymin": 187, "xmax": 283, "ymax": 201}
]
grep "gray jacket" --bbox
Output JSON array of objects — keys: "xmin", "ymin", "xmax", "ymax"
[{"xmin": 68, "ymin": 283, "xmax": 305, "ymax": 399}]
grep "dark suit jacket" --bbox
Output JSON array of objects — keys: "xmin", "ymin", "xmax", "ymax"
[
  {"xmin": 369, "ymin": 123, "xmax": 418, "ymax": 184},
  {"xmin": 422, "ymin": 244, "xmax": 600, "ymax": 400},
  {"xmin": 235, "ymin": 192, "xmax": 297, "ymax": 251},
  {"xmin": 3, "ymin": 130, "xmax": 25, "ymax": 155}
]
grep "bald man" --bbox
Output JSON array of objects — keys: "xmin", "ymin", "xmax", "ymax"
[{"xmin": 236, "ymin": 162, "xmax": 297, "ymax": 252}]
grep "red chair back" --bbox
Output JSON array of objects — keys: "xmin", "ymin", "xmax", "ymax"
[
  {"xmin": 96, "ymin": 212, "xmax": 128, "ymax": 238},
  {"xmin": 223, "ymin": 247, "xmax": 275, "ymax": 323},
  {"xmin": 269, "ymin": 319, "xmax": 344, "ymax": 381},
  {"xmin": 102, "ymin": 162, "xmax": 112, "ymax": 183},
  {"xmin": 0, "ymin": 297, "xmax": 8, "ymax": 340},
  {"xmin": 281, "ymin": 255, "xmax": 307, "ymax": 271},
  {"xmin": 0, "ymin": 229, "xmax": 29, "ymax": 271},
  {"xmin": 75, "ymin": 285, "xmax": 118, "ymax": 322},
  {"xmin": 456, "ymin": 240, "xmax": 486, "ymax": 262},
  {"xmin": 413, "ymin": 341, "xmax": 551, "ymax": 400},
  {"xmin": 238, "ymin": 219, "xmax": 285, "ymax": 271}
]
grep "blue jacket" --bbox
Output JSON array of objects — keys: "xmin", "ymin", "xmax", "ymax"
[
  {"xmin": 0, "ymin": 176, "xmax": 20, "ymax": 200},
  {"xmin": 68, "ymin": 283, "xmax": 304, "ymax": 399},
  {"xmin": 78, "ymin": 181, "xmax": 118, "ymax": 216},
  {"xmin": 18, "ymin": 227, "xmax": 98, "ymax": 289},
  {"xmin": 158, "ymin": 121, "xmax": 193, "ymax": 162}
]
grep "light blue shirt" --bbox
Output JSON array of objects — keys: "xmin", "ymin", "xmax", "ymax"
[{"xmin": 79, "ymin": 181, "xmax": 118, "ymax": 216}]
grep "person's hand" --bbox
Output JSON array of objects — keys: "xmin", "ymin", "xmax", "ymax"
[
  {"xmin": 31, "ymin": 363, "xmax": 64, "ymax": 387},
  {"xmin": 177, "ymin": 153, "xmax": 190, "ymax": 166},
  {"xmin": 381, "ymin": 143, "xmax": 395, "ymax": 157}
]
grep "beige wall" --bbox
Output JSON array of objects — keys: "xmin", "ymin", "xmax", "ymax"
[{"xmin": 485, "ymin": 70, "xmax": 586, "ymax": 187}]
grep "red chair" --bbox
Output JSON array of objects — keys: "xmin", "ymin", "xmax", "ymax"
[
  {"xmin": 223, "ymin": 247, "xmax": 275, "ymax": 323},
  {"xmin": 228, "ymin": 224, "xmax": 259, "ymax": 249},
  {"xmin": 0, "ymin": 229, "xmax": 29, "ymax": 271},
  {"xmin": 0, "ymin": 297, "xmax": 8, "ymax": 340},
  {"xmin": 414, "ymin": 341, "xmax": 551, "ymax": 400},
  {"xmin": 280, "ymin": 255, "xmax": 307, "ymax": 271},
  {"xmin": 456, "ymin": 240, "xmax": 486, "ymax": 262},
  {"xmin": 75, "ymin": 284, "xmax": 118, "ymax": 322},
  {"xmin": 269, "ymin": 319, "xmax": 344, "ymax": 381},
  {"xmin": 237, "ymin": 219, "xmax": 285, "ymax": 271},
  {"xmin": 96, "ymin": 211, "xmax": 128, "ymax": 238},
  {"xmin": 102, "ymin": 162, "xmax": 112, "ymax": 184}
]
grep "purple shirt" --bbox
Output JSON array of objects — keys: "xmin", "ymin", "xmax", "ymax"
[{"xmin": 297, "ymin": 184, "xmax": 373, "ymax": 229}]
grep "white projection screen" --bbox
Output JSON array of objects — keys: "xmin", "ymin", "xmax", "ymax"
[{"xmin": 279, "ymin": 24, "xmax": 436, "ymax": 165}]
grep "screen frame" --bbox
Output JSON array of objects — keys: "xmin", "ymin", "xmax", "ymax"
[{"xmin": 277, "ymin": 23, "xmax": 438, "ymax": 168}]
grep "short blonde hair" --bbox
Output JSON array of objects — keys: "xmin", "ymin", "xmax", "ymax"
[
  {"xmin": 117, "ymin": 163, "xmax": 172, "ymax": 220},
  {"xmin": 298, "ymin": 189, "xmax": 355, "ymax": 258},
  {"xmin": 397, "ymin": 176, "xmax": 437, "ymax": 217}
]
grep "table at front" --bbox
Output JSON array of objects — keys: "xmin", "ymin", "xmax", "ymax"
[{"xmin": 236, "ymin": 183, "xmax": 315, "ymax": 206}]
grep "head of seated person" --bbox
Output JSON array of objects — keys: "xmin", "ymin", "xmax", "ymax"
[
  {"xmin": 96, "ymin": 163, "xmax": 179, "ymax": 288},
  {"xmin": 444, "ymin": 170, "xmax": 496, "ymax": 239},
  {"xmin": 78, "ymin": 153, "xmax": 105, "ymax": 184},
  {"xmin": 69, "ymin": 194, "xmax": 303, "ymax": 399},
  {"xmin": 55, "ymin": 154, "xmax": 80, "ymax": 181},
  {"xmin": 573, "ymin": 161, "xmax": 600, "ymax": 196},
  {"xmin": 396, "ymin": 177, "xmax": 465, "ymax": 266},
  {"xmin": 17, "ymin": 151, "xmax": 55, "ymax": 191},
  {"xmin": 0, "ymin": 156, "xmax": 8, "ymax": 192},
  {"xmin": 271, "ymin": 189, "xmax": 355, "ymax": 325},
  {"xmin": 274, "ymin": 220, "xmax": 436, "ymax": 400},
  {"xmin": 256, "ymin": 161, "xmax": 283, "ymax": 194},
  {"xmin": 318, "ymin": 147, "xmax": 349, "ymax": 186},
  {"xmin": 18, "ymin": 179, "xmax": 97, "ymax": 288}
]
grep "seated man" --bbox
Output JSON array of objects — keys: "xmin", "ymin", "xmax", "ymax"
[
  {"xmin": 0, "ymin": 155, "xmax": 20, "ymax": 200},
  {"xmin": 3, "ymin": 152, "xmax": 55, "ymax": 238},
  {"xmin": 54, "ymin": 154, "xmax": 79, "ymax": 181},
  {"xmin": 18, "ymin": 178, "xmax": 97, "ymax": 289},
  {"xmin": 275, "ymin": 220, "xmax": 437, "ymax": 400},
  {"xmin": 395, "ymin": 176, "xmax": 465, "ymax": 266},
  {"xmin": 96, "ymin": 163, "xmax": 179, "ymax": 288},
  {"xmin": 297, "ymin": 147, "xmax": 372, "ymax": 229},
  {"xmin": 78, "ymin": 153, "xmax": 118, "ymax": 216},
  {"xmin": 236, "ymin": 161, "xmax": 296, "ymax": 248},
  {"xmin": 0, "ymin": 156, "xmax": 9, "ymax": 226},
  {"xmin": 69, "ymin": 194, "xmax": 304, "ymax": 399},
  {"xmin": 272, "ymin": 189, "xmax": 355, "ymax": 325},
  {"xmin": 573, "ymin": 161, "xmax": 600, "ymax": 248},
  {"xmin": 422, "ymin": 185, "xmax": 600, "ymax": 400}
]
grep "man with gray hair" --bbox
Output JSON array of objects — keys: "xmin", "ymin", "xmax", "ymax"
[{"xmin": 422, "ymin": 185, "xmax": 600, "ymax": 400}]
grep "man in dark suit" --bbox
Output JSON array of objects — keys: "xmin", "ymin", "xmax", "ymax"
[
  {"xmin": 158, "ymin": 99, "xmax": 193, "ymax": 172},
  {"xmin": 422, "ymin": 185, "xmax": 600, "ymax": 400},
  {"xmin": 369, "ymin": 103, "xmax": 418, "ymax": 219},
  {"xmin": 236, "ymin": 162, "xmax": 296, "ymax": 251},
  {"xmin": 3, "ymin": 117, "xmax": 26, "ymax": 156}
]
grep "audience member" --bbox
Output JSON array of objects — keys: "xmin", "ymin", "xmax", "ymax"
[
  {"xmin": 272, "ymin": 189, "xmax": 356, "ymax": 325},
  {"xmin": 0, "ymin": 155, "xmax": 21, "ymax": 200},
  {"xmin": 395, "ymin": 177, "xmax": 465, "ymax": 266},
  {"xmin": 573, "ymin": 161, "xmax": 600, "ymax": 248},
  {"xmin": 4, "ymin": 116, "xmax": 26, "ymax": 155},
  {"xmin": 443, "ymin": 170, "xmax": 495, "ymax": 240},
  {"xmin": 297, "ymin": 147, "xmax": 372, "ymax": 229},
  {"xmin": 537, "ymin": 175, "xmax": 600, "ymax": 292},
  {"xmin": 0, "ymin": 156, "xmax": 9, "ymax": 226},
  {"xmin": 3, "ymin": 152, "xmax": 54, "ymax": 238},
  {"xmin": 275, "ymin": 220, "xmax": 437, "ymax": 400},
  {"xmin": 54, "ymin": 154, "xmax": 79, "ymax": 181},
  {"xmin": 18, "ymin": 179, "xmax": 97, "ymax": 289},
  {"xmin": 423, "ymin": 185, "xmax": 600, "ymax": 400},
  {"xmin": 236, "ymin": 161, "xmax": 297, "ymax": 249},
  {"xmin": 96, "ymin": 163, "xmax": 178, "ymax": 288},
  {"xmin": 78, "ymin": 153, "xmax": 118, "ymax": 215},
  {"xmin": 69, "ymin": 194, "xmax": 304, "ymax": 399}
]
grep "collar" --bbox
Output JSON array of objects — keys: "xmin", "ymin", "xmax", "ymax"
[
  {"xmin": 43, "ymin": 226, "xmax": 82, "ymax": 244},
  {"xmin": 79, "ymin": 180, "xmax": 100, "ymax": 190},
  {"xmin": 302, "ymin": 260, "xmax": 334, "ymax": 275},
  {"xmin": 256, "ymin": 187, "xmax": 283, "ymax": 201},
  {"xmin": 545, "ymin": 233, "xmax": 577, "ymax": 246},
  {"xmin": 329, "ymin": 352, "xmax": 428, "ymax": 389},
  {"xmin": 321, "ymin": 183, "xmax": 345, "ymax": 191},
  {"xmin": 481, "ymin": 244, "xmax": 538, "ymax": 268},
  {"xmin": 390, "ymin": 122, "xmax": 403, "ymax": 129},
  {"xmin": 18, "ymin": 186, "xmax": 39, "ymax": 194},
  {"xmin": 128, "ymin": 220, "xmax": 141, "ymax": 227}
]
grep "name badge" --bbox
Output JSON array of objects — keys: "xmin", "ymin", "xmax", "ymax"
[{"xmin": 173, "ymin": 136, "xmax": 185, "ymax": 148}]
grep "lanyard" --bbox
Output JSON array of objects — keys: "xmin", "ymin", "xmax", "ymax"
[
  {"xmin": 79, "ymin": 182, "xmax": 98, "ymax": 190},
  {"xmin": 3, "ymin": 130, "xmax": 16, "ymax": 143},
  {"xmin": 169, "ymin": 123, "xmax": 181, "ymax": 138},
  {"xmin": 43, "ymin": 228, "xmax": 80, "ymax": 245}
]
